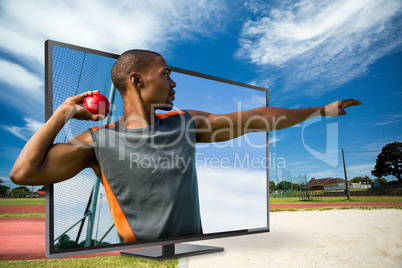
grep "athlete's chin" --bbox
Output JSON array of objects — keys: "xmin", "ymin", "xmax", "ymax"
[{"xmin": 155, "ymin": 103, "xmax": 174, "ymax": 111}]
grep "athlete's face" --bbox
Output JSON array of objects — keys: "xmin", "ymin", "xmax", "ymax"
[{"xmin": 141, "ymin": 56, "xmax": 176, "ymax": 111}]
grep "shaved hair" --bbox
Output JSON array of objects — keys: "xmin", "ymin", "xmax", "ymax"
[{"xmin": 111, "ymin": 49, "xmax": 162, "ymax": 94}]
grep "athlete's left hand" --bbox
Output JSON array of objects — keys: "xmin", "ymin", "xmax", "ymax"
[{"xmin": 321, "ymin": 99, "xmax": 363, "ymax": 117}]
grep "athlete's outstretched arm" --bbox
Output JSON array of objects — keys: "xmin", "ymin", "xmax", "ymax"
[
  {"xmin": 188, "ymin": 99, "xmax": 362, "ymax": 143},
  {"xmin": 10, "ymin": 91, "xmax": 103, "ymax": 186}
]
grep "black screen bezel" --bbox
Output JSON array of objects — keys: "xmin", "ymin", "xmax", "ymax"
[{"xmin": 45, "ymin": 39, "xmax": 270, "ymax": 258}]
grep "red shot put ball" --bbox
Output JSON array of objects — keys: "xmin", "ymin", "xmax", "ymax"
[{"xmin": 83, "ymin": 93, "xmax": 110, "ymax": 117}]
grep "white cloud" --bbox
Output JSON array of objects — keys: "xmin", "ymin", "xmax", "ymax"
[
  {"xmin": 197, "ymin": 167, "xmax": 267, "ymax": 233},
  {"xmin": 357, "ymin": 138, "xmax": 402, "ymax": 156},
  {"xmin": 24, "ymin": 117, "xmax": 44, "ymax": 132},
  {"xmin": 347, "ymin": 163, "xmax": 375, "ymax": 176},
  {"xmin": 303, "ymin": 161, "xmax": 377, "ymax": 180},
  {"xmin": 2, "ymin": 117, "xmax": 44, "ymax": 141},
  {"xmin": 0, "ymin": 142, "xmax": 22, "ymax": 160},
  {"xmin": 0, "ymin": 0, "xmax": 228, "ymax": 120},
  {"xmin": 268, "ymin": 132, "xmax": 283, "ymax": 148},
  {"xmin": 0, "ymin": 0, "xmax": 228, "ymax": 66},
  {"xmin": 0, "ymin": 176, "xmax": 43, "ymax": 191},
  {"xmin": 308, "ymin": 170, "xmax": 340, "ymax": 179},
  {"xmin": 2, "ymin": 126, "xmax": 28, "ymax": 141},
  {"xmin": 0, "ymin": 176, "xmax": 12, "ymax": 184},
  {"xmin": 0, "ymin": 59, "xmax": 44, "ymax": 118},
  {"xmin": 233, "ymin": 92, "xmax": 266, "ymax": 109},
  {"xmin": 237, "ymin": 0, "xmax": 402, "ymax": 97},
  {"xmin": 269, "ymin": 136, "xmax": 280, "ymax": 144},
  {"xmin": 0, "ymin": 59, "xmax": 43, "ymax": 96},
  {"xmin": 364, "ymin": 114, "xmax": 402, "ymax": 127}
]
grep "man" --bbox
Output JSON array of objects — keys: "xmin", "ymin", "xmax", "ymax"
[{"xmin": 10, "ymin": 49, "xmax": 362, "ymax": 242}]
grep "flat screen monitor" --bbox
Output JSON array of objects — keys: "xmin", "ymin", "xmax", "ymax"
[{"xmin": 45, "ymin": 40, "xmax": 269, "ymax": 259}]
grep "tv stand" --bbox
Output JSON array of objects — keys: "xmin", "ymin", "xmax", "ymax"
[{"xmin": 120, "ymin": 243, "xmax": 224, "ymax": 260}]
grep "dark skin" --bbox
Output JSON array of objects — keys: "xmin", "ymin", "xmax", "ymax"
[{"xmin": 10, "ymin": 55, "xmax": 363, "ymax": 185}]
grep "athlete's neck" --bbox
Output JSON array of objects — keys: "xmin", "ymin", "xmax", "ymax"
[{"xmin": 118, "ymin": 89, "xmax": 157, "ymax": 129}]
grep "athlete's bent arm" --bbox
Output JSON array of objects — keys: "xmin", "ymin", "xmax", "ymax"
[
  {"xmin": 10, "ymin": 91, "xmax": 103, "ymax": 186},
  {"xmin": 188, "ymin": 99, "xmax": 362, "ymax": 143}
]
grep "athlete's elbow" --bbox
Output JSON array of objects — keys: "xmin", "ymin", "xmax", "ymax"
[
  {"xmin": 9, "ymin": 168, "xmax": 25, "ymax": 185},
  {"xmin": 9, "ymin": 167, "xmax": 36, "ymax": 185}
]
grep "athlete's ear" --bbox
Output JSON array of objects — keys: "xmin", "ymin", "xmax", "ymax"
[{"xmin": 129, "ymin": 72, "xmax": 143, "ymax": 88}]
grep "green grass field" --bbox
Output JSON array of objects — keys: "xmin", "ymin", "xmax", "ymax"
[
  {"xmin": 0, "ymin": 198, "xmax": 45, "ymax": 206},
  {"xmin": 269, "ymin": 196, "xmax": 402, "ymax": 204},
  {"xmin": 314, "ymin": 188, "xmax": 372, "ymax": 194},
  {"xmin": 0, "ymin": 212, "xmax": 45, "ymax": 218},
  {"xmin": 0, "ymin": 198, "xmax": 45, "ymax": 218},
  {"xmin": 270, "ymin": 206, "xmax": 402, "ymax": 212},
  {"xmin": 0, "ymin": 256, "xmax": 179, "ymax": 268}
]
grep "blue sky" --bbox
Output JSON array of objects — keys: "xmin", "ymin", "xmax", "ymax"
[{"xmin": 1, "ymin": 0, "xmax": 402, "ymax": 192}]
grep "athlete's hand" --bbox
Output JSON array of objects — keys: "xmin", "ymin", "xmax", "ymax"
[
  {"xmin": 62, "ymin": 90, "xmax": 105, "ymax": 121},
  {"xmin": 321, "ymin": 99, "xmax": 363, "ymax": 117}
]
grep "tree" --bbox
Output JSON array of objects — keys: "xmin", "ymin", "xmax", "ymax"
[
  {"xmin": 350, "ymin": 176, "xmax": 372, "ymax": 183},
  {"xmin": 277, "ymin": 181, "xmax": 293, "ymax": 191},
  {"xmin": 0, "ymin": 179, "xmax": 10, "ymax": 196},
  {"xmin": 372, "ymin": 142, "xmax": 402, "ymax": 182},
  {"xmin": 38, "ymin": 185, "xmax": 46, "ymax": 191},
  {"xmin": 55, "ymin": 234, "xmax": 78, "ymax": 250},
  {"xmin": 0, "ymin": 185, "xmax": 10, "ymax": 196},
  {"xmin": 10, "ymin": 186, "xmax": 31, "ymax": 196},
  {"xmin": 292, "ymin": 183, "xmax": 300, "ymax": 191},
  {"xmin": 269, "ymin": 180, "xmax": 276, "ymax": 191},
  {"xmin": 374, "ymin": 177, "xmax": 387, "ymax": 186}
]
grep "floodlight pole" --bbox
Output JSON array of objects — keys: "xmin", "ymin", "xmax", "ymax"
[
  {"xmin": 95, "ymin": 193, "xmax": 103, "ymax": 243},
  {"xmin": 342, "ymin": 148, "xmax": 350, "ymax": 200},
  {"xmin": 85, "ymin": 184, "xmax": 99, "ymax": 247},
  {"xmin": 289, "ymin": 165, "xmax": 293, "ymax": 197}
]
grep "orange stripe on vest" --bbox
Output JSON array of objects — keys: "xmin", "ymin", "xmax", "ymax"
[
  {"xmin": 156, "ymin": 110, "xmax": 185, "ymax": 120},
  {"xmin": 91, "ymin": 122, "xmax": 116, "ymax": 132},
  {"xmin": 101, "ymin": 169, "xmax": 137, "ymax": 243}
]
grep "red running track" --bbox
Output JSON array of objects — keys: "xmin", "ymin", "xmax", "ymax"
[
  {"xmin": 0, "ymin": 218, "xmax": 46, "ymax": 260},
  {"xmin": 0, "ymin": 218, "xmax": 121, "ymax": 260},
  {"xmin": 1, "ymin": 202, "xmax": 401, "ymax": 261},
  {"xmin": 0, "ymin": 205, "xmax": 45, "ymax": 213}
]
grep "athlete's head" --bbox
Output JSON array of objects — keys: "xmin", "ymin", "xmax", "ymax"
[
  {"xmin": 111, "ymin": 49, "xmax": 176, "ymax": 111},
  {"xmin": 111, "ymin": 50, "xmax": 162, "ymax": 93}
]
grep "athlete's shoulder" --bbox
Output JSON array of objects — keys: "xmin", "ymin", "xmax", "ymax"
[{"xmin": 66, "ymin": 129, "xmax": 94, "ymax": 148}]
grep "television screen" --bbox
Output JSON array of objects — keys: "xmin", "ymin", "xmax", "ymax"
[{"xmin": 45, "ymin": 40, "xmax": 269, "ymax": 259}]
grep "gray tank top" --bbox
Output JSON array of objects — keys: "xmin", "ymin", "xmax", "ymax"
[{"xmin": 89, "ymin": 110, "xmax": 203, "ymax": 242}]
